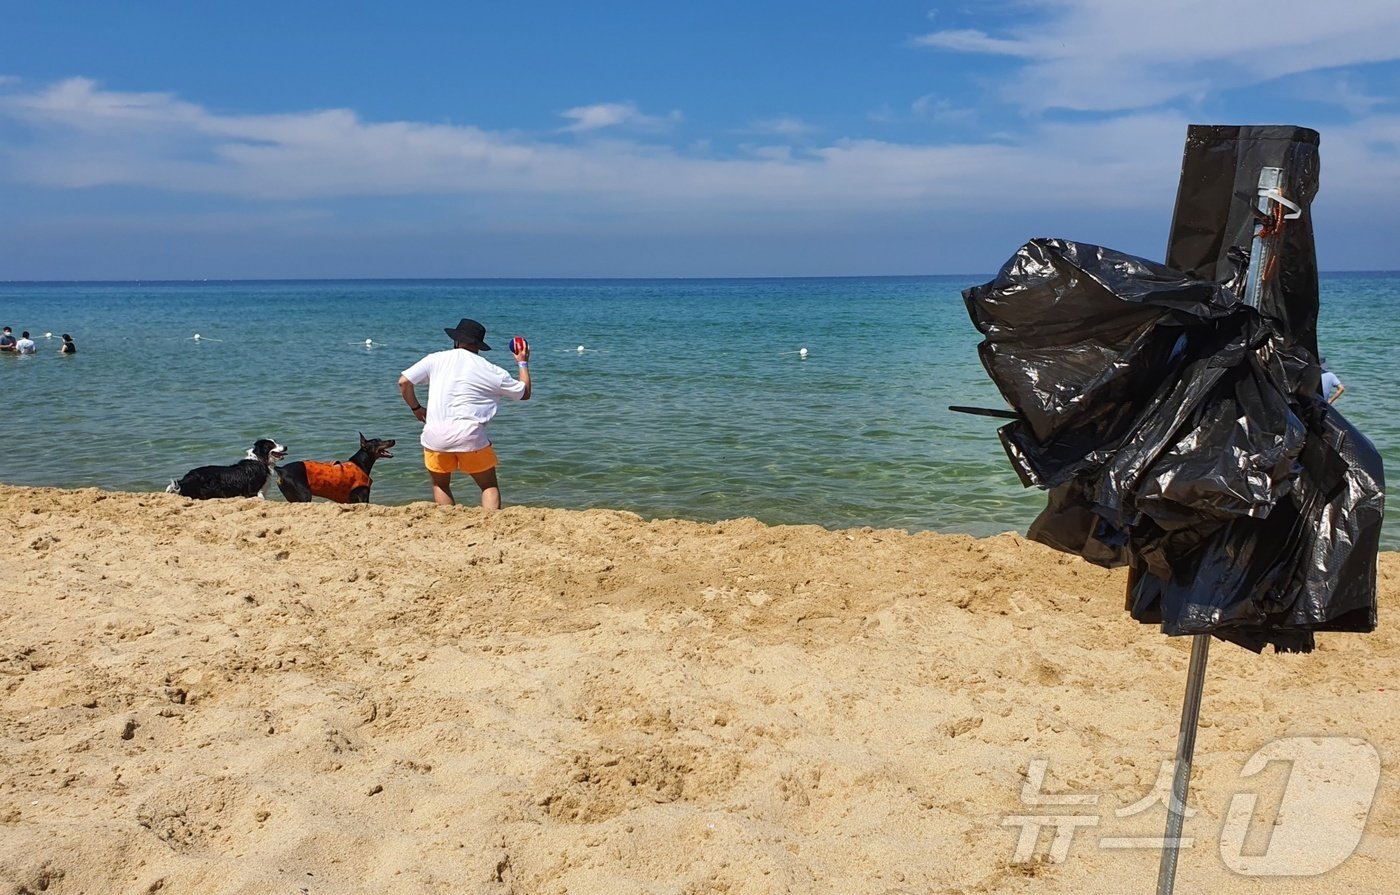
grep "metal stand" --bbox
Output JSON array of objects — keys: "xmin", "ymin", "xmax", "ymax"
[
  {"xmin": 1242, "ymin": 167, "xmax": 1282, "ymax": 310},
  {"xmin": 1155, "ymin": 633, "xmax": 1211, "ymax": 895},
  {"xmin": 1156, "ymin": 164, "xmax": 1289, "ymax": 893}
]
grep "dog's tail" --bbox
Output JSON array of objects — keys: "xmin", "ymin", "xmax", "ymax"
[{"xmin": 165, "ymin": 478, "xmax": 181, "ymax": 495}]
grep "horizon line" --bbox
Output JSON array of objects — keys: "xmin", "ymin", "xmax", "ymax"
[
  {"xmin": 4, "ymin": 269, "xmax": 1398, "ymax": 286},
  {"xmin": 2, "ymin": 274, "xmax": 981, "ymax": 285}
]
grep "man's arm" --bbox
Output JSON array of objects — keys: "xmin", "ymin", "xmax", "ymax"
[
  {"xmin": 1328, "ymin": 382, "xmax": 1345, "ymax": 404},
  {"xmin": 513, "ymin": 343, "xmax": 532, "ymax": 400},
  {"xmin": 398, "ymin": 375, "xmax": 427, "ymax": 421}
]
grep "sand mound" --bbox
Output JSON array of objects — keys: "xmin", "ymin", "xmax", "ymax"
[{"xmin": 1, "ymin": 484, "xmax": 1396, "ymax": 894}]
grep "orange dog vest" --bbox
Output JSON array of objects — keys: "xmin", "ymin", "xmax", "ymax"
[{"xmin": 303, "ymin": 461, "xmax": 372, "ymax": 503}]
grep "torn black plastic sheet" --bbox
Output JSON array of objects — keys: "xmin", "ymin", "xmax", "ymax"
[{"xmin": 963, "ymin": 238, "xmax": 1383, "ymax": 653}]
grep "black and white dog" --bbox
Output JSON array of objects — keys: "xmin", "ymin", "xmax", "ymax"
[
  {"xmin": 275, "ymin": 433, "xmax": 395, "ymax": 504},
  {"xmin": 165, "ymin": 438, "xmax": 288, "ymax": 499}
]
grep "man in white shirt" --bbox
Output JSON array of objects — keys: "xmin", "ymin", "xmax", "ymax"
[
  {"xmin": 15, "ymin": 331, "xmax": 36, "ymax": 354},
  {"xmin": 398, "ymin": 318, "xmax": 532, "ymax": 509}
]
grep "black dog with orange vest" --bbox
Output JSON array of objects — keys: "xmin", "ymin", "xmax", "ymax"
[{"xmin": 275, "ymin": 434, "xmax": 396, "ymax": 504}]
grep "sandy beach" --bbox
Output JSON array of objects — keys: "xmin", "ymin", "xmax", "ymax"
[{"xmin": 1, "ymin": 483, "xmax": 1396, "ymax": 894}]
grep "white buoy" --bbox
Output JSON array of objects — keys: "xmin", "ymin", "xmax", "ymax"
[
  {"xmin": 193, "ymin": 334, "xmax": 201, "ymax": 341},
  {"xmin": 577, "ymin": 345, "xmax": 586, "ymax": 353},
  {"xmin": 44, "ymin": 332, "xmax": 52, "ymax": 339},
  {"xmin": 365, "ymin": 338, "xmax": 374, "ymax": 347},
  {"xmin": 799, "ymin": 347, "xmax": 808, "ymax": 357}
]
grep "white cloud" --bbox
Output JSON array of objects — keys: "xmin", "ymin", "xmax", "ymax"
[
  {"xmin": 742, "ymin": 144, "xmax": 795, "ymax": 161},
  {"xmin": 915, "ymin": 0, "xmax": 1400, "ymax": 112},
  {"xmin": 912, "ymin": 94, "xmax": 975, "ymax": 123},
  {"xmin": 866, "ymin": 103, "xmax": 898, "ymax": 125},
  {"xmin": 1293, "ymin": 73, "xmax": 1392, "ymax": 117},
  {"xmin": 911, "ymin": 28, "xmax": 1039, "ymax": 58},
  {"xmin": 1, "ymin": 76, "xmax": 1398, "ymax": 237},
  {"xmin": 560, "ymin": 101, "xmax": 635, "ymax": 132},
  {"xmin": 559, "ymin": 101, "xmax": 678, "ymax": 133},
  {"xmin": 0, "ymin": 77, "xmax": 1178, "ymax": 211},
  {"xmin": 745, "ymin": 116, "xmax": 819, "ymax": 137},
  {"xmin": 866, "ymin": 95, "xmax": 973, "ymax": 126}
]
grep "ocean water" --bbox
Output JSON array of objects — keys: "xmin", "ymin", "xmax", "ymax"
[{"xmin": 1, "ymin": 275, "xmax": 1395, "ymax": 546}]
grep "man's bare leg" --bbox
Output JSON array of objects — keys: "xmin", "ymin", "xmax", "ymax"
[
  {"xmin": 430, "ymin": 470, "xmax": 455, "ymax": 506},
  {"xmin": 470, "ymin": 466, "xmax": 501, "ymax": 510}
]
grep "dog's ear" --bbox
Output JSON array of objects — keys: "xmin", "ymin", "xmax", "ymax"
[{"xmin": 359, "ymin": 431, "xmax": 367, "ymax": 447}]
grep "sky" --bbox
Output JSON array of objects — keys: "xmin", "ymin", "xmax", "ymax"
[{"xmin": 2, "ymin": 0, "xmax": 1400, "ymax": 279}]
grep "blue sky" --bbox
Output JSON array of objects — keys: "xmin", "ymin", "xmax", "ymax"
[{"xmin": 3, "ymin": 1, "xmax": 1399, "ymax": 278}]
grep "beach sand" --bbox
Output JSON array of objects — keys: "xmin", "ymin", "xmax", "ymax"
[{"xmin": 1, "ymin": 483, "xmax": 1396, "ymax": 894}]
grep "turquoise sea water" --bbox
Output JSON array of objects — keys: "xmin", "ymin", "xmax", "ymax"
[{"xmin": 1, "ymin": 275, "xmax": 1396, "ymax": 546}]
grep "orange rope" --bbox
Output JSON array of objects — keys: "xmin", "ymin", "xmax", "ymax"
[{"xmin": 1254, "ymin": 194, "xmax": 1288, "ymax": 287}]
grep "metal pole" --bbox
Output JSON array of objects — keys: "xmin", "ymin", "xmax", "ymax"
[
  {"xmin": 1242, "ymin": 167, "xmax": 1283, "ymax": 310},
  {"xmin": 1155, "ymin": 633, "xmax": 1211, "ymax": 895},
  {"xmin": 1156, "ymin": 165, "xmax": 1287, "ymax": 891}
]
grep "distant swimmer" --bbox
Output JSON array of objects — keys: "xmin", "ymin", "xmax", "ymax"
[
  {"xmin": 59, "ymin": 333, "xmax": 76, "ymax": 355},
  {"xmin": 1321, "ymin": 357, "xmax": 1345, "ymax": 404}
]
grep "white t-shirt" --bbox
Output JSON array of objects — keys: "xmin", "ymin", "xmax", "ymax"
[
  {"xmin": 15, "ymin": 338, "xmax": 35, "ymax": 354},
  {"xmin": 401, "ymin": 349, "xmax": 526, "ymax": 452}
]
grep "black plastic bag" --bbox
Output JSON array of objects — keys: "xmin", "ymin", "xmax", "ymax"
[
  {"xmin": 1166, "ymin": 125, "xmax": 1321, "ymax": 355},
  {"xmin": 963, "ymin": 237, "xmax": 1383, "ymax": 653}
]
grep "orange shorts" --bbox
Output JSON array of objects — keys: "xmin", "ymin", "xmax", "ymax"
[{"xmin": 423, "ymin": 445, "xmax": 498, "ymax": 475}]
